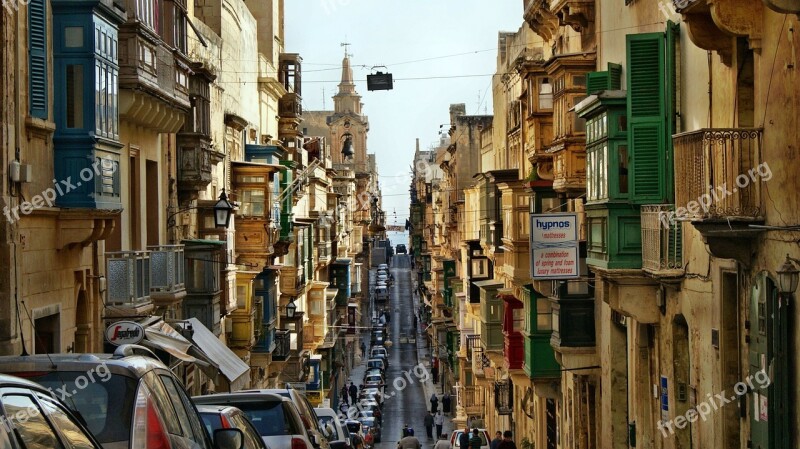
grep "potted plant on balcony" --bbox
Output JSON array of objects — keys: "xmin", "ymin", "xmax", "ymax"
[{"xmin": 523, "ymin": 166, "xmax": 551, "ymax": 189}]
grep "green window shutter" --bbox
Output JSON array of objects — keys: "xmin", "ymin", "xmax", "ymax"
[
  {"xmin": 608, "ymin": 63, "xmax": 622, "ymax": 90},
  {"xmin": 627, "ymin": 32, "xmax": 666, "ymax": 204},
  {"xmin": 586, "ymin": 72, "xmax": 610, "ymax": 95},
  {"xmin": 28, "ymin": 0, "xmax": 47, "ymax": 119}
]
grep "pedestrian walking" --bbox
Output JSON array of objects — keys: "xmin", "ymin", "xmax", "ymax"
[
  {"xmin": 458, "ymin": 429, "xmax": 470, "ymax": 449},
  {"xmin": 361, "ymin": 341, "xmax": 367, "ymax": 357},
  {"xmin": 434, "ymin": 411, "xmax": 444, "ymax": 437},
  {"xmin": 402, "ymin": 424, "xmax": 410, "ymax": 438},
  {"xmin": 433, "ymin": 434, "xmax": 450, "ymax": 449},
  {"xmin": 397, "ymin": 428, "xmax": 421, "ymax": 449},
  {"xmin": 441, "ymin": 392, "xmax": 451, "ymax": 413},
  {"xmin": 469, "ymin": 429, "xmax": 483, "ymax": 449},
  {"xmin": 490, "ymin": 432, "xmax": 503, "ymax": 449},
  {"xmin": 430, "ymin": 393, "xmax": 439, "ymax": 414},
  {"xmin": 341, "ymin": 386, "xmax": 349, "ymax": 405},
  {"xmin": 349, "ymin": 382, "xmax": 358, "ymax": 405},
  {"xmin": 497, "ymin": 431, "xmax": 517, "ymax": 449},
  {"xmin": 424, "ymin": 412, "xmax": 434, "ymax": 438}
]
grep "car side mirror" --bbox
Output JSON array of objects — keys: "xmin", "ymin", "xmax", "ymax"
[
  {"xmin": 214, "ymin": 429, "xmax": 244, "ymax": 449},
  {"xmin": 309, "ymin": 432, "xmax": 320, "ymax": 448}
]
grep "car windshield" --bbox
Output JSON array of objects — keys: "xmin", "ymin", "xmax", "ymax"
[
  {"xmin": 318, "ymin": 416, "xmax": 341, "ymax": 440},
  {"xmin": 457, "ymin": 432, "xmax": 488, "ymax": 446},
  {"xmin": 360, "ymin": 418, "xmax": 376, "ymax": 427},
  {"xmin": 346, "ymin": 421, "xmax": 362, "ymax": 433},
  {"xmin": 234, "ymin": 401, "xmax": 301, "ymax": 436},
  {"xmin": 21, "ymin": 371, "xmax": 137, "ymax": 444}
]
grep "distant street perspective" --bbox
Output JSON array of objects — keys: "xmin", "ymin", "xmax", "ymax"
[{"xmin": 0, "ymin": 1, "xmax": 796, "ymax": 449}]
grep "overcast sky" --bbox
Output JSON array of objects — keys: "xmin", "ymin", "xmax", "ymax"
[{"xmin": 286, "ymin": 1, "xmax": 522, "ymax": 245}]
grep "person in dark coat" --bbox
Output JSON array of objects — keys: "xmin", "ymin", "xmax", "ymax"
[
  {"xmin": 424, "ymin": 412, "xmax": 434, "ymax": 438},
  {"xmin": 497, "ymin": 431, "xmax": 517, "ymax": 449},
  {"xmin": 430, "ymin": 393, "xmax": 439, "ymax": 413},
  {"xmin": 341, "ymin": 385, "xmax": 349, "ymax": 405},
  {"xmin": 349, "ymin": 382, "xmax": 358, "ymax": 405},
  {"xmin": 458, "ymin": 429, "xmax": 470, "ymax": 449},
  {"xmin": 441, "ymin": 392, "xmax": 451, "ymax": 413}
]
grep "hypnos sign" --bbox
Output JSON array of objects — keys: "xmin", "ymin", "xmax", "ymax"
[{"xmin": 530, "ymin": 213, "xmax": 579, "ymax": 279}]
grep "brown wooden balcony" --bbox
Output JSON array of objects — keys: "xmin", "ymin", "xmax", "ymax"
[
  {"xmin": 673, "ymin": 128, "xmax": 765, "ymax": 262},
  {"xmin": 280, "ymin": 266, "xmax": 306, "ymax": 296},
  {"xmin": 461, "ymin": 386, "xmax": 485, "ymax": 415},
  {"xmin": 641, "ymin": 205, "xmax": 684, "ymax": 279},
  {"xmin": 466, "ymin": 334, "xmax": 481, "ymax": 361},
  {"xmin": 118, "ymin": 21, "xmax": 190, "ymax": 132}
]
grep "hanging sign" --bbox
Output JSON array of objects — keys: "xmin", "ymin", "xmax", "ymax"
[{"xmin": 530, "ymin": 213, "xmax": 579, "ymax": 279}]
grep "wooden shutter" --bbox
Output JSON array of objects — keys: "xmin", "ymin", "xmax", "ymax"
[
  {"xmin": 28, "ymin": 0, "xmax": 47, "ymax": 119},
  {"xmin": 586, "ymin": 72, "xmax": 609, "ymax": 95},
  {"xmin": 627, "ymin": 32, "xmax": 666, "ymax": 203}
]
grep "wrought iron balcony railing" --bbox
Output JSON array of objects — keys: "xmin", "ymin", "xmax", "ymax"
[
  {"xmin": 641, "ymin": 204, "xmax": 684, "ymax": 277},
  {"xmin": 673, "ymin": 128, "xmax": 764, "ymax": 221},
  {"xmin": 466, "ymin": 334, "xmax": 481, "ymax": 362}
]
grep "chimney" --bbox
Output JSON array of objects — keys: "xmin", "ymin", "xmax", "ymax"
[{"xmin": 416, "ymin": 138, "xmax": 420, "ymax": 153}]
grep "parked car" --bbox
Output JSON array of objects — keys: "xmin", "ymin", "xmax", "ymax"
[
  {"xmin": 396, "ymin": 244, "xmax": 407, "ymax": 254},
  {"xmin": 343, "ymin": 419, "xmax": 363, "ymax": 438},
  {"xmin": 377, "ymin": 264, "xmax": 388, "ymax": 271},
  {"xmin": 364, "ymin": 374, "xmax": 384, "ymax": 386},
  {"xmin": 0, "ymin": 344, "xmax": 241, "ymax": 449},
  {"xmin": 359, "ymin": 386, "xmax": 383, "ymax": 404},
  {"xmin": 194, "ymin": 391, "xmax": 316, "ymax": 449},
  {"xmin": 366, "ymin": 359, "xmax": 386, "ymax": 372},
  {"xmin": 197, "ymin": 404, "xmax": 269, "ymax": 449},
  {"xmin": 0, "ymin": 373, "xmax": 106, "ymax": 449},
  {"xmin": 315, "ymin": 407, "xmax": 351, "ymax": 449},
  {"xmin": 374, "ymin": 286, "xmax": 389, "ymax": 301},
  {"xmin": 450, "ymin": 429, "xmax": 490, "ymax": 449},
  {"xmin": 358, "ymin": 417, "xmax": 381, "ymax": 443},
  {"xmin": 370, "ymin": 347, "xmax": 387, "ymax": 359},
  {"xmin": 238, "ymin": 388, "xmax": 330, "ymax": 449}
]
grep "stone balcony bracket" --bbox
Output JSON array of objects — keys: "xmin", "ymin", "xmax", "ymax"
[{"xmin": 677, "ymin": 0, "xmax": 763, "ymax": 66}]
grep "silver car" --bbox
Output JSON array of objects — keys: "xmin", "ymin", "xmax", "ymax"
[{"xmin": 194, "ymin": 392, "xmax": 316, "ymax": 449}]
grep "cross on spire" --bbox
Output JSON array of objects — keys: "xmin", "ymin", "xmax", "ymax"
[{"xmin": 340, "ymin": 41, "xmax": 352, "ymax": 59}]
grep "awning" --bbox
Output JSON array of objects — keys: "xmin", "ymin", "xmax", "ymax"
[{"xmin": 183, "ymin": 318, "xmax": 250, "ymax": 392}]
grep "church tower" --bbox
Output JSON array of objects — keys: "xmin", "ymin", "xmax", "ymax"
[{"xmin": 330, "ymin": 48, "xmax": 368, "ymax": 165}]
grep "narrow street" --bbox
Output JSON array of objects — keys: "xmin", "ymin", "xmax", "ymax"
[{"xmin": 348, "ymin": 254, "xmax": 454, "ymax": 448}]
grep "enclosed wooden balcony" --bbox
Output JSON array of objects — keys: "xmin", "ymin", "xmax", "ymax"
[
  {"xmin": 461, "ymin": 386, "xmax": 485, "ymax": 416},
  {"xmin": 673, "ymin": 128, "xmax": 765, "ymax": 262}
]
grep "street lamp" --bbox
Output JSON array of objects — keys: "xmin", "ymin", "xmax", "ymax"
[
  {"xmin": 777, "ymin": 254, "xmax": 800, "ymax": 295},
  {"xmin": 285, "ymin": 297, "xmax": 297, "ymax": 318},
  {"xmin": 213, "ymin": 190, "xmax": 234, "ymax": 228}
]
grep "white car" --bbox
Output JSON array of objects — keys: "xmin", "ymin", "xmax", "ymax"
[
  {"xmin": 315, "ymin": 407, "xmax": 351, "ymax": 449},
  {"xmin": 378, "ymin": 264, "xmax": 388, "ymax": 270}
]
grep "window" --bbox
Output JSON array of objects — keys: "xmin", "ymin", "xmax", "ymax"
[
  {"xmin": 240, "ymin": 189, "xmax": 266, "ymax": 216},
  {"xmin": 2, "ymin": 394, "xmax": 58, "ymax": 449},
  {"xmin": 145, "ymin": 373, "xmax": 183, "ymax": 436},
  {"xmin": 159, "ymin": 375, "xmax": 195, "ymax": 438},
  {"xmin": 65, "ymin": 27, "xmax": 84, "ymax": 48},
  {"xmin": 66, "ymin": 65, "xmax": 84, "ymax": 128},
  {"xmin": 538, "ymin": 78, "xmax": 553, "ymax": 110},
  {"xmin": 28, "ymin": 0, "xmax": 48, "ymax": 119},
  {"xmin": 513, "ymin": 307, "xmax": 523, "ymax": 333},
  {"xmin": 39, "ymin": 398, "xmax": 95, "ymax": 449},
  {"xmin": 536, "ymin": 296, "xmax": 553, "ymax": 332}
]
